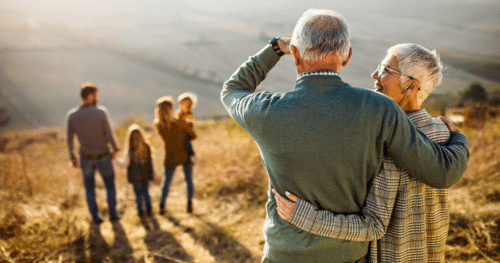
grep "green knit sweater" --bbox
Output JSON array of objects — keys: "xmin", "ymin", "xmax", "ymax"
[{"xmin": 221, "ymin": 46, "xmax": 469, "ymax": 263}]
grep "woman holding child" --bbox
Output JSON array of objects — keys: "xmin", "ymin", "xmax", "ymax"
[{"xmin": 154, "ymin": 95, "xmax": 197, "ymax": 214}]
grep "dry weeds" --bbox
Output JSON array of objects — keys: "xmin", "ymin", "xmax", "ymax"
[{"xmin": 0, "ymin": 118, "xmax": 499, "ymax": 262}]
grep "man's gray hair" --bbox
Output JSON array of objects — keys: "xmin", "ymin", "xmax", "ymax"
[
  {"xmin": 389, "ymin": 44, "xmax": 443, "ymax": 106},
  {"xmin": 291, "ymin": 9, "xmax": 350, "ymax": 61}
]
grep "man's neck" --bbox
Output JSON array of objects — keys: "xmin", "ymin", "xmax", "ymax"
[
  {"xmin": 296, "ymin": 58, "xmax": 343, "ymax": 75},
  {"xmin": 81, "ymin": 101, "xmax": 96, "ymax": 107}
]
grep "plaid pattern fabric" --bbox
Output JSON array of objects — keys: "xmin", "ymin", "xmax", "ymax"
[
  {"xmin": 297, "ymin": 71, "xmax": 339, "ymax": 80},
  {"xmin": 288, "ymin": 110, "xmax": 451, "ymax": 263}
]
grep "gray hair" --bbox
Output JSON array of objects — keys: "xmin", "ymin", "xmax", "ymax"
[
  {"xmin": 388, "ymin": 44, "xmax": 443, "ymax": 106},
  {"xmin": 291, "ymin": 9, "xmax": 350, "ymax": 61}
]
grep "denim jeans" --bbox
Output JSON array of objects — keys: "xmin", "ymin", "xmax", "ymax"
[
  {"xmin": 80, "ymin": 155, "xmax": 118, "ymax": 221},
  {"xmin": 159, "ymin": 164, "xmax": 194, "ymax": 206},
  {"xmin": 132, "ymin": 182, "xmax": 151, "ymax": 215}
]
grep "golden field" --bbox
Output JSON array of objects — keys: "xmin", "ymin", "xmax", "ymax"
[{"xmin": 0, "ymin": 117, "xmax": 499, "ymax": 263}]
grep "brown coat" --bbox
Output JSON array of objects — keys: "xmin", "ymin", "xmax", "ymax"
[{"xmin": 156, "ymin": 119, "xmax": 197, "ymax": 169}]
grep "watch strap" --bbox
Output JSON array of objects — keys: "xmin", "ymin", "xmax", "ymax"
[{"xmin": 269, "ymin": 37, "xmax": 285, "ymax": 57}]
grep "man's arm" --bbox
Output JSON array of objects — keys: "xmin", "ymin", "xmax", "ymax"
[
  {"xmin": 221, "ymin": 42, "xmax": 283, "ymax": 131},
  {"xmin": 66, "ymin": 113, "xmax": 78, "ymax": 168},
  {"xmin": 101, "ymin": 107, "xmax": 119, "ymax": 157},
  {"xmin": 384, "ymin": 107, "xmax": 469, "ymax": 189},
  {"xmin": 274, "ymin": 158, "xmax": 400, "ymax": 241}
]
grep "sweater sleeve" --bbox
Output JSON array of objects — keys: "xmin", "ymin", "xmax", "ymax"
[
  {"xmin": 66, "ymin": 112, "xmax": 76, "ymax": 159},
  {"xmin": 101, "ymin": 107, "xmax": 119, "ymax": 152},
  {"xmin": 288, "ymin": 158, "xmax": 400, "ymax": 241},
  {"xmin": 221, "ymin": 45, "xmax": 280, "ymax": 132},
  {"xmin": 383, "ymin": 106, "xmax": 469, "ymax": 189}
]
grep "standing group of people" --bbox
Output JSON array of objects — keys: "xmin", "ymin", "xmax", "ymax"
[
  {"xmin": 66, "ymin": 8, "xmax": 471, "ymax": 263},
  {"xmin": 67, "ymin": 85, "xmax": 197, "ymax": 223}
]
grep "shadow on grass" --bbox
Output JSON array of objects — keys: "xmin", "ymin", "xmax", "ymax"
[
  {"xmin": 141, "ymin": 216, "xmax": 194, "ymax": 263},
  {"xmin": 87, "ymin": 223, "xmax": 110, "ymax": 262},
  {"xmin": 110, "ymin": 221, "xmax": 134, "ymax": 262},
  {"xmin": 164, "ymin": 213, "xmax": 257, "ymax": 263}
]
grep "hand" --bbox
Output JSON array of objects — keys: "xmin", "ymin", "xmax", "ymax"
[
  {"xmin": 272, "ymin": 189, "xmax": 297, "ymax": 221},
  {"xmin": 69, "ymin": 158, "xmax": 78, "ymax": 168},
  {"xmin": 277, "ymin": 38, "xmax": 292, "ymax": 55},
  {"xmin": 112, "ymin": 150, "xmax": 120, "ymax": 160},
  {"xmin": 438, "ymin": 116, "xmax": 459, "ymax": 133}
]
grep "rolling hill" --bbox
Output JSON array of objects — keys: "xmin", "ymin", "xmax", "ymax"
[{"xmin": 0, "ymin": 0, "xmax": 499, "ymax": 131}]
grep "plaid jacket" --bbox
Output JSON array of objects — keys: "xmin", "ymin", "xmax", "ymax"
[{"xmin": 289, "ymin": 109, "xmax": 452, "ymax": 263}]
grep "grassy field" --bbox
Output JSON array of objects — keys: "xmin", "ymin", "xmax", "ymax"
[{"xmin": 0, "ymin": 117, "xmax": 499, "ymax": 262}]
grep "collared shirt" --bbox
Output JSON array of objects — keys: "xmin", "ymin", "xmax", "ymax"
[
  {"xmin": 221, "ymin": 45, "xmax": 468, "ymax": 263},
  {"xmin": 66, "ymin": 104, "xmax": 119, "ymax": 159},
  {"xmin": 289, "ymin": 109, "xmax": 452, "ymax": 263},
  {"xmin": 297, "ymin": 71, "xmax": 339, "ymax": 80}
]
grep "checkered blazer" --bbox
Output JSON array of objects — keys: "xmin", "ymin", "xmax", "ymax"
[{"xmin": 288, "ymin": 109, "xmax": 451, "ymax": 263}]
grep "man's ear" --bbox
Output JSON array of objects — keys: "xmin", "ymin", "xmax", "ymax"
[
  {"xmin": 291, "ymin": 45, "xmax": 301, "ymax": 66},
  {"xmin": 341, "ymin": 47, "xmax": 353, "ymax": 67}
]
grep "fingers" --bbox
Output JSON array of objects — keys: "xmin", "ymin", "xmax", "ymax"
[
  {"xmin": 277, "ymin": 38, "xmax": 292, "ymax": 55},
  {"xmin": 438, "ymin": 116, "xmax": 459, "ymax": 133},
  {"xmin": 272, "ymin": 189, "xmax": 295, "ymax": 221},
  {"xmin": 285, "ymin": 191, "xmax": 298, "ymax": 202}
]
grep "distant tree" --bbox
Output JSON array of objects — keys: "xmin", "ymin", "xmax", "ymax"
[
  {"xmin": 488, "ymin": 91, "xmax": 500, "ymax": 106},
  {"xmin": 458, "ymin": 82, "xmax": 488, "ymax": 107},
  {"xmin": 0, "ymin": 107, "xmax": 10, "ymax": 128}
]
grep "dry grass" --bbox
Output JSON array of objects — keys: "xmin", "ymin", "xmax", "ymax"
[{"xmin": 0, "ymin": 118, "xmax": 499, "ymax": 262}]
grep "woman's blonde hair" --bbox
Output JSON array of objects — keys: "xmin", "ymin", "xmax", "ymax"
[
  {"xmin": 154, "ymin": 96, "xmax": 175, "ymax": 129},
  {"xmin": 124, "ymin": 124, "xmax": 150, "ymax": 164}
]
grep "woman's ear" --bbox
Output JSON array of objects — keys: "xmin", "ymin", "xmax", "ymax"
[{"xmin": 405, "ymin": 78, "xmax": 421, "ymax": 94}]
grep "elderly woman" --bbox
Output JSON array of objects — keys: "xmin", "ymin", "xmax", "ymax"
[
  {"xmin": 274, "ymin": 43, "xmax": 460, "ymax": 263},
  {"xmin": 154, "ymin": 96, "xmax": 197, "ymax": 214}
]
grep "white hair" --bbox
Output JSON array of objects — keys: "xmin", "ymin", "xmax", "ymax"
[
  {"xmin": 291, "ymin": 9, "xmax": 350, "ymax": 61},
  {"xmin": 388, "ymin": 44, "xmax": 443, "ymax": 106}
]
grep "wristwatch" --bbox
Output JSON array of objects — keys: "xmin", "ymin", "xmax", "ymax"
[{"xmin": 269, "ymin": 37, "xmax": 285, "ymax": 57}]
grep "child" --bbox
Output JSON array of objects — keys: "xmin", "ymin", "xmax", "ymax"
[
  {"xmin": 175, "ymin": 92, "xmax": 197, "ymax": 164},
  {"xmin": 123, "ymin": 124, "xmax": 154, "ymax": 217},
  {"xmin": 175, "ymin": 92, "xmax": 197, "ymax": 213}
]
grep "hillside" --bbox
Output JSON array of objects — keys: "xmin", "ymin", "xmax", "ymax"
[
  {"xmin": 0, "ymin": 118, "xmax": 499, "ymax": 262},
  {"xmin": 1, "ymin": 0, "xmax": 500, "ymax": 131}
]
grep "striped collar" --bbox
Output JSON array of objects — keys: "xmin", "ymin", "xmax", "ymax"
[
  {"xmin": 407, "ymin": 109, "xmax": 431, "ymax": 124},
  {"xmin": 297, "ymin": 71, "xmax": 339, "ymax": 81}
]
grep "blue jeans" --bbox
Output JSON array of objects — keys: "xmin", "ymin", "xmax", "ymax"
[
  {"xmin": 132, "ymin": 182, "xmax": 151, "ymax": 215},
  {"xmin": 159, "ymin": 164, "xmax": 194, "ymax": 206},
  {"xmin": 80, "ymin": 155, "xmax": 118, "ymax": 221}
]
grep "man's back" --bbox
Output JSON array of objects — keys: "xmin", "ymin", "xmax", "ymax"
[
  {"xmin": 254, "ymin": 73, "xmax": 406, "ymax": 262},
  {"xmin": 67, "ymin": 105, "xmax": 116, "ymax": 156}
]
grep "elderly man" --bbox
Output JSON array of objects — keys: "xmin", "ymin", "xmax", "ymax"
[
  {"xmin": 274, "ymin": 43, "xmax": 458, "ymax": 262},
  {"xmin": 221, "ymin": 9, "xmax": 469, "ymax": 263},
  {"xmin": 67, "ymin": 83, "xmax": 121, "ymax": 224}
]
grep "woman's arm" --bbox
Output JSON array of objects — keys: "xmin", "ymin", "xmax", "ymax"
[{"xmin": 274, "ymin": 158, "xmax": 401, "ymax": 241}]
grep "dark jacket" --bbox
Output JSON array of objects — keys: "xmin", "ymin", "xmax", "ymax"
[{"xmin": 127, "ymin": 145, "xmax": 154, "ymax": 184}]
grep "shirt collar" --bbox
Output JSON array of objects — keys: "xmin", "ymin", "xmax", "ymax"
[{"xmin": 297, "ymin": 71, "xmax": 339, "ymax": 81}]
